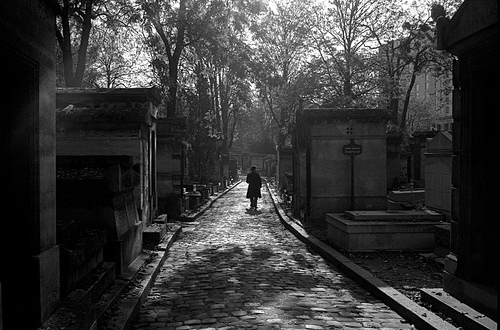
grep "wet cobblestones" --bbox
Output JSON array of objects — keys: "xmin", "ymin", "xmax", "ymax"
[{"xmin": 131, "ymin": 182, "xmax": 414, "ymax": 329}]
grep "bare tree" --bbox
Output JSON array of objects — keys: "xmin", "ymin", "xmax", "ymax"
[
  {"xmin": 251, "ymin": 0, "xmax": 312, "ymax": 147},
  {"xmin": 371, "ymin": 0, "xmax": 458, "ymax": 132},
  {"xmin": 86, "ymin": 23, "xmax": 152, "ymax": 88},
  {"xmin": 310, "ymin": 0, "xmax": 384, "ymax": 107},
  {"xmin": 55, "ymin": 0, "xmax": 140, "ymax": 87}
]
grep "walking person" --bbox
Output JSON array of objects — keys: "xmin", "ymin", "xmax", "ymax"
[{"xmin": 246, "ymin": 165, "xmax": 262, "ymax": 210}]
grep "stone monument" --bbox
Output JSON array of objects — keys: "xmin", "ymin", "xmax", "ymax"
[{"xmin": 293, "ymin": 108, "xmax": 390, "ymax": 227}]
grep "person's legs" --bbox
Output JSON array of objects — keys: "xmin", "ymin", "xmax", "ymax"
[{"xmin": 250, "ymin": 197, "xmax": 257, "ymax": 209}]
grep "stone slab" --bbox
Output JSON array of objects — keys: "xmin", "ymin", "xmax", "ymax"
[
  {"xmin": 104, "ymin": 222, "xmax": 143, "ymax": 274},
  {"xmin": 388, "ymin": 189, "xmax": 425, "ymax": 202},
  {"xmin": 124, "ymin": 191, "xmax": 139, "ymax": 227},
  {"xmin": 111, "ymin": 194, "xmax": 130, "ymax": 239},
  {"xmin": 326, "ymin": 213, "xmax": 439, "ymax": 251},
  {"xmin": 344, "ymin": 209, "xmax": 444, "ymax": 221}
]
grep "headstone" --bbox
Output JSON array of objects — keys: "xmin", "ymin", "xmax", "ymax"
[{"xmin": 110, "ymin": 194, "xmax": 130, "ymax": 239}]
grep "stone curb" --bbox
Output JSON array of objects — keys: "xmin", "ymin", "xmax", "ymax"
[{"xmin": 265, "ymin": 182, "xmax": 458, "ymax": 330}]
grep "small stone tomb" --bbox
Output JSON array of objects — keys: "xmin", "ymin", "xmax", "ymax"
[{"xmin": 326, "ymin": 209, "xmax": 444, "ymax": 251}]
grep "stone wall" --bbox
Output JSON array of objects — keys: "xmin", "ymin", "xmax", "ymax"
[{"xmin": 1, "ymin": 1, "xmax": 60, "ymax": 328}]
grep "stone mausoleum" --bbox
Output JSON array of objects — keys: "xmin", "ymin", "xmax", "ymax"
[
  {"xmin": 293, "ymin": 108, "xmax": 390, "ymax": 227},
  {"xmin": 435, "ymin": 0, "xmax": 498, "ymax": 320},
  {"xmin": 56, "ymin": 88, "xmax": 160, "ymax": 278},
  {"xmin": 1, "ymin": 1, "xmax": 60, "ymax": 328}
]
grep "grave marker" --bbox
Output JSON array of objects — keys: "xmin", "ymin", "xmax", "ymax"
[{"xmin": 343, "ymin": 138, "xmax": 362, "ymax": 210}]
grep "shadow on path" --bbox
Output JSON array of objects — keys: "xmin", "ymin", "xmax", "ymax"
[
  {"xmin": 132, "ymin": 184, "xmax": 409, "ymax": 329},
  {"xmin": 244, "ymin": 208, "xmax": 263, "ymax": 215}
]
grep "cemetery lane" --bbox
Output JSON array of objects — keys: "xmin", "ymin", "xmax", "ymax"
[{"xmin": 131, "ymin": 181, "xmax": 414, "ymax": 329}]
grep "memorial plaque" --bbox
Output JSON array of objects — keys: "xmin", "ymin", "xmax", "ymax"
[
  {"xmin": 343, "ymin": 139, "xmax": 362, "ymax": 156},
  {"xmin": 343, "ymin": 138, "xmax": 362, "ymax": 210},
  {"xmin": 112, "ymin": 194, "xmax": 129, "ymax": 238},
  {"xmin": 124, "ymin": 191, "xmax": 139, "ymax": 227}
]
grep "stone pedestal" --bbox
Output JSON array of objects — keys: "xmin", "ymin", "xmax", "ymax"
[{"xmin": 186, "ymin": 191, "xmax": 202, "ymax": 209}]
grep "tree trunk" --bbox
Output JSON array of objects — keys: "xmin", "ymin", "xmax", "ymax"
[
  {"xmin": 145, "ymin": 0, "xmax": 186, "ymax": 117},
  {"xmin": 389, "ymin": 98, "xmax": 399, "ymax": 125},
  {"xmin": 72, "ymin": 0, "xmax": 93, "ymax": 87},
  {"xmin": 400, "ymin": 68, "xmax": 417, "ymax": 132},
  {"xmin": 56, "ymin": 0, "xmax": 93, "ymax": 87},
  {"xmin": 166, "ymin": 67, "xmax": 178, "ymax": 118}
]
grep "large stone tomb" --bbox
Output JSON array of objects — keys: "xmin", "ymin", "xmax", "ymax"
[{"xmin": 293, "ymin": 108, "xmax": 390, "ymax": 227}]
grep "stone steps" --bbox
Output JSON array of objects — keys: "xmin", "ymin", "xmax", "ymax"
[
  {"xmin": 344, "ymin": 209, "xmax": 444, "ymax": 221},
  {"xmin": 421, "ymin": 288, "xmax": 497, "ymax": 330}
]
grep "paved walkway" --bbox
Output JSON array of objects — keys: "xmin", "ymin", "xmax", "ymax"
[{"xmin": 131, "ymin": 182, "xmax": 414, "ymax": 330}]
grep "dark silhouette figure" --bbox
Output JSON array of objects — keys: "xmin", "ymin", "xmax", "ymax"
[{"xmin": 246, "ymin": 165, "xmax": 262, "ymax": 210}]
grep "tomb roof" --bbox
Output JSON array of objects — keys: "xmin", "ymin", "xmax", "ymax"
[
  {"xmin": 56, "ymin": 87, "xmax": 161, "ymax": 107},
  {"xmin": 301, "ymin": 108, "xmax": 390, "ymax": 123}
]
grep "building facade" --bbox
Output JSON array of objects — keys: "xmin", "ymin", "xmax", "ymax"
[{"xmin": 411, "ymin": 71, "xmax": 453, "ymax": 132}]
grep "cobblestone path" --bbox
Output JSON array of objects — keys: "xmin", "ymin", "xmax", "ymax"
[{"xmin": 131, "ymin": 181, "xmax": 414, "ymax": 329}]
